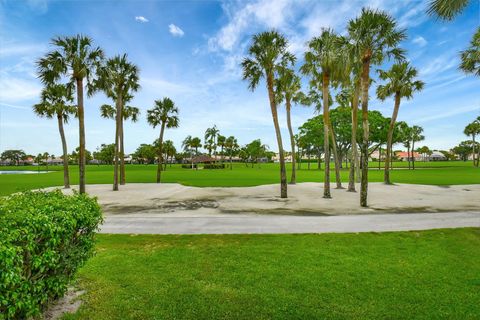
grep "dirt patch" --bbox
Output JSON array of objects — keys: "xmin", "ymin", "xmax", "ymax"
[
  {"xmin": 104, "ymin": 199, "xmax": 219, "ymax": 214},
  {"xmin": 43, "ymin": 287, "xmax": 84, "ymax": 320}
]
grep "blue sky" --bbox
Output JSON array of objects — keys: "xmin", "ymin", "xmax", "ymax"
[{"xmin": 0, "ymin": 0, "xmax": 479, "ymax": 155}]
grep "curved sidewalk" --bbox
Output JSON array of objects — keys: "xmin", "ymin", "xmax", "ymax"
[{"xmin": 100, "ymin": 211, "xmax": 480, "ymax": 234}]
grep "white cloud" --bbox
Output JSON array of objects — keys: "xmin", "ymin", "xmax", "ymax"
[
  {"xmin": 168, "ymin": 24, "xmax": 185, "ymax": 37},
  {"xmin": 412, "ymin": 36, "xmax": 427, "ymax": 47},
  {"xmin": 0, "ymin": 75, "xmax": 41, "ymax": 103},
  {"xmin": 135, "ymin": 16, "xmax": 149, "ymax": 23}
]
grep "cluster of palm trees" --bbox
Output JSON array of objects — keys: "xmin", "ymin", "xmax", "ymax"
[
  {"xmin": 242, "ymin": 8, "xmax": 415, "ymax": 206},
  {"xmin": 242, "ymin": 2, "xmax": 478, "ymax": 206},
  {"xmin": 35, "ymin": 35, "xmax": 181, "ymax": 192}
]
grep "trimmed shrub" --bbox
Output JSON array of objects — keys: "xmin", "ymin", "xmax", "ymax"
[
  {"xmin": 0, "ymin": 190, "xmax": 103, "ymax": 319},
  {"xmin": 203, "ymin": 163, "xmax": 225, "ymax": 169},
  {"xmin": 182, "ymin": 164, "xmax": 197, "ymax": 169}
]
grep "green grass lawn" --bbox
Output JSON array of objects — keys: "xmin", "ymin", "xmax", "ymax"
[
  {"xmin": 1, "ymin": 161, "xmax": 479, "ymax": 196},
  {"xmin": 64, "ymin": 229, "xmax": 480, "ymax": 319}
]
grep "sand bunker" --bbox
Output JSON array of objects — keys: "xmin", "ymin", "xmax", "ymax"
[{"xmin": 59, "ymin": 183, "xmax": 480, "ymax": 216}]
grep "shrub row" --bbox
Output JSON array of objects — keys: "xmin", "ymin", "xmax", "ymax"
[
  {"xmin": 182, "ymin": 164, "xmax": 197, "ymax": 169},
  {"xmin": 203, "ymin": 164, "xmax": 225, "ymax": 169},
  {"xmin": 0, "ymin": 190, "xmax": 103, "ymax": 319}
]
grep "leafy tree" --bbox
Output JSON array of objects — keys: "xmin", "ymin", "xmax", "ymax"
[
  {"xmin": 245, "ymin": 139, "xmax": 268, "ymax": 167},
  {"xmin": 132, "ymin": 144, "xmax": 156, "ymax": 164},
  {"xmin": 93, "ymin": 144, "xmax": 115, "ymax": 164},
  {"xmin": 1, "ymin": 150, "xmax": 26, "ymax": 166},
  {"xmin": 33, "ymin": 83, "xmax": 76, "ymax": 188},
  {"xmin": 452, "ymin": 141, "xmax": 475, "ymax": 161},
  {"xmin": 348, "ymin": 8, "xmax": 406, "ymax": 206},
  {"xmin": 147, "ymin": 98, "xmax": 180, "ymax": 183},
  {"xmin": 96, "ymin": 54, "xmax": 140, "ymax": 190},
  {"xmin": 376, "ymin": 62, "xmax": 424, "ymax": 184},
  {"xmin": 37, "ymin": 35, "xmax": 104, "ymax": 194},
  {"xmin": 242, "ymin": 30, "xmax": 295, "ymax": 198}
]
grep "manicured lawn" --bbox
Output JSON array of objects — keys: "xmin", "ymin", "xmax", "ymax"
[
  {"xmin": 1, "ymin": 161, "xmax": 479, "ymax": 196},
  {"xmin": 64, "ymin": 229, "xmax": 480, "ymax": 319}
]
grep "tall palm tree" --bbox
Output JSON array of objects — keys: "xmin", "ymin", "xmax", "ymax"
[
  {"xmin": 276, "ymin": 67, "xmax": 305, "ymax": 184},
  {"xmin": 460, "ymin": 27, "xmax": 480, "ymax": 77},
  {"xmin": 147, "ymin": 97, "xmax": 179, "ymax": 183},
  {"xmin": 182, "ymin": 135, "xmax": 194, "ymax": 169},
  {"xmin": 95, "ymin": 54, "xmax": 140, "ymax": 190},
  {"xmin": 217, "ymin": 134, "xmax": 226, "ymax": 163},
  {"xmin": 376, "ymin": 62, "xmax": 424, "ymax": 184},
  {"xmin": 33, "ymin": 84, "xmax": 76, "ymax": 188},
  {"xmin": 242, "ymin": 30, "xmax": 295, "ymax": 198},
  {"xmin": 464, "ymin": 119, "xmax": 480, "ymax": 167},
  {"xmin": 225, "ymin": 136, "xmax": 239, "ymax": 170},
  {"xmin": 100, "ymin": 102, "xmax": 140, "ymax": 178},
  {"xmin": 348, "ymin": 8, "xmax": 406, "ymax": 207},
  {"xmin": 302, "ymin": 29, "xmax": 348, "ymax": 197},
  {"xmin": 410, "ymin": 125, "xmax": 424, "ymax": 170},
  {"xmin": 427, "ymin": 0, "xmax": 470, "ymax": 20},
  {"xmin": 205, "ymin": 125, "xmax": 219, "ymax": 160},
  {"xmin": 37, "ymin": 35, "xmax": 104, "ymax": 194}
]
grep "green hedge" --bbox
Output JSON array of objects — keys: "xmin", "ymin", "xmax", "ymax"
[
  {"xmin": 182, "ymin": 164, "xmax": 197, "ymax": 169},
  {"xmin": 203, "ymin": 164, "xmax": 225, "ymax": 169},
  {"xmin": 0, "ymin": 190, "xmax": 103, "ymax": 319}
]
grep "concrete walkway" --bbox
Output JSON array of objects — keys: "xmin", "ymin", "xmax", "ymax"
[{"xmin": 100, "ymin": 211, "xmax": 480, "ymax": 234}]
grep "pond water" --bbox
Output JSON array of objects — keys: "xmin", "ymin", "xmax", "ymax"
[{"xmin": 0, "ymin": 171, "xmax": 51, "ymax": 174}]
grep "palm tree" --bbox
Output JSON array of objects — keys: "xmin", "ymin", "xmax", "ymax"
[
  {"xmin": 376, "ymin": 62, "xmax": 424, "ymax": 184},
  {"xmin": 147, "ymin": 98, "xmax": 179, "ymax": 183},
  {"xmin": 427, "ymin": 0, "xmax": 470, "ymax": 20},
  {"xmin": 242, "ymin": 31, "xmax": 295, "ymax": 198},
  {"xmin": 410, "ymin": 125, "xmax": 424, "ymax": 170},
  {"xmin": 95, "ymin": 54, "xmax": 140, "ymax": 190},
  {"xmin": 302, "ymin": 29, "xmax": 348, "ymax": 197},
  {"xmin": 37, "ymin": 35, "xmax": 104, "ymax": 194},
  {"xmin": 205, "ymin": 125, "xmax": 219, "ymax": 160},
  {"xmin": 217, "ymin": 134, "xmax": 226, "ymax": 164},
  {"xmin": 33, "ymin": 84, "xmax": 76, "ymax": 188},
  {"xmin": 225, "ymin": 136, "xmax": 239, "ymax": 170},
  {"xmin": 100, "ymin": 102, "xmax": 140, "ymax": 179},
  {"xmin": 182, "ymin": 135, "xmax": 193, "ymax": 169},
  {"xmin": 276, "ymin": 67, "xmax": 305, "ymax": 184},
  {"xmin": 348, "ymin": 8, "xmax": 406, "ymax": 207},
  {"xmin": 464, "ymin": 119, "xmax": 480, "ymax": 166},
  {"xmin": 460, "ymin": 27, "xmax": 480, "ymax": 77}
]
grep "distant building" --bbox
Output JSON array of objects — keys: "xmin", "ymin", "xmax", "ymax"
[
  {"xmin": 428, "ymin": 151, "xmax": 447, "ymax": 161},
  {"xmin": 395, "ymin": 151, "xmax": 421, "ymax": 162}
]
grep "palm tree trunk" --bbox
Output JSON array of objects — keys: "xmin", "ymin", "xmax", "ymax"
[
  {"xmin": 329, "ymin": 123, "xmax": 343, "ymax": 189},
  {"xmin": 384, "ymin": 93, "xmax": 400, "ymax": 184},
  {"xmin": 286, "ymin": 98, "xmax": 296, "ymax": 184},
  {"xmin": 113, "ymin": 93, "xmax": 122, "ymax": 191},
  {"xmin": 230, "ymin": 155, "xmax": 233, "ymax": 170},
  {"xmin": 348, "ymin": 85, "xmax": 359, "ymax": 192},
  {"xmin": 412, "ymin": 140, "xmax": 416, "ymax": 170},
  {"xmin": 120, "ymin": 115, "xmax": 126, "ymax": 185},
  {"xmin": 472, "ymin": 134, "xmax": 477, "ymax": 167},
  {"xmin": 267, "ymin": 72, "xmax": 287, "ymax": 198},
  {"xmin": 57, "ymin": 113, "xmax": 70, "ymax": 188},
  {"xmin": 156, "ymin": 122, "xmax": 166, "ymax": 183},
  {"xmin": 360, "ymin": 59, "xmax": 371, "ymax": 207},
  {"xmin": 322, "ymin": 74, "xmax": 331, "ymax": 198},
  {"xmin": 76, "ymin": 78, "xmax": 86, "ymax": 194}
]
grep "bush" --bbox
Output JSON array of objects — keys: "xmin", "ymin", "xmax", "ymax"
[
  {"xmin": 182, "ymin": 164, "xmax": 197, "ymax": 169},
  {"xmin": 0, "ymin": 190, "xmax": 103, "ymax": 319},
  {"xmin": 203, "ymin": 163, "xmax": 225, "ymax": 169}
]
